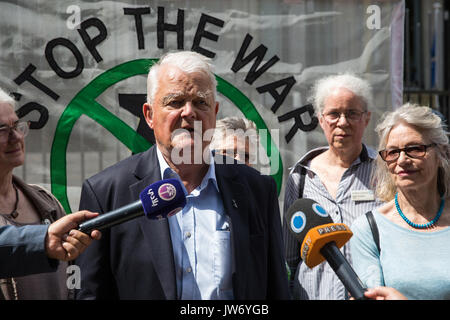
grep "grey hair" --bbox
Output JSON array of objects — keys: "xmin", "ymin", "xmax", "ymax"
[
  {"xmin": 0, "ymin": 87, "xmax": 16, "ymax": 108},
  {"xmin": 210, "ymin": 117, "xmax": 257, "ymax": 150},
  {"xmin": 146, "ymin": 51, "xmax": 217, "ymax": 104},
  {"xmin": 373, "ymin": 103, "xmax": 450, "ymax": 201},
  {"xmin": 215, "ymin": 116, "xmax": 256, "ymax": 132},
  {"xmin": 308, "ymin": 73, "xmax": 374, "ymax": 116}
]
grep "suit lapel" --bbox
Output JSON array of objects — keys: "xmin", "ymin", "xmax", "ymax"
[
  {"xmin": 130, "ymin": 149, "xmax": 252, "ymax": 299},
  {"xmin": 215, "ymin": 161, "xmax": 250, "ymax": 299},
  {"xmin": 130, "ymin": 146, "xmax": 177, "ymax": 299}
]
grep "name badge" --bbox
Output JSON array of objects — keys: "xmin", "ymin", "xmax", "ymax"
[{"xmin": 351, "ymin": 190, "xmax": 375, "ymax": 202}]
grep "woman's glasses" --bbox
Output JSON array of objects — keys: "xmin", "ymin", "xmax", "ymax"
[
  {"xmin": 378, "ymin": 143, "xmax": 437, "ymax": 162},
  {"xmin": 0, "ymin": 121, "xmax": 30, "ymax": 143}
]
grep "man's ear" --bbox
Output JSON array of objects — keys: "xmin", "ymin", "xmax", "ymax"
[
  {"xmin": 318, "ymin": 113, "xmax": 326, "ymax": 131},
  {"xmin": 364, "ymin": 111, "xmax": 372, "ymax": 127},
  {"xmin": 215, "ymin": 101, "xmax": 219, "ymax": 115},
  {"xmin": 143, "ymin": 103, "xmax": 154, "ymax": 129}
]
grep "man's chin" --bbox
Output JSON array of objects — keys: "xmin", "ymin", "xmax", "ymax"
[
  {"xmin": 170, "ymin": 142, "xmax": 211, "ymax": 165},
  {"xmin": 332, "ymin": 139, "xmax": 355, "ymax": 149},
  {"xmin": 171, "ymin": 140, "xmax": 195, "ymax": 151}
]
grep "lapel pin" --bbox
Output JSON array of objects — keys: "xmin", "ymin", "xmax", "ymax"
[{"xmin": 232, "ymin": 199, "xmax": 238, "ymax": 209}]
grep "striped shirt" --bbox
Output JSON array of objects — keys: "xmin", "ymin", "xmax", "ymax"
[{"xmin": 282, "ymin": 144, "xmax": 383, "ymax": 300}]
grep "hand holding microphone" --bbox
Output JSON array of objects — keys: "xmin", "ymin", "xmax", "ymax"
[
  {"xmin": 46, "ymin": 210, "xmax": 102, "ymax": 261},
  {"xmin": 285, "ymin": 198, "xmax": 367, "ymax": 300},
  {"xmin": 78, "ymin": 179, "xmax": 186, "ymax": 234}
]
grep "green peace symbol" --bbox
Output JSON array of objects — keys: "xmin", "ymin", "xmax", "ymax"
[{"xmin": 50, "ymin": 58, "xmax": 283, "ymax": 213}]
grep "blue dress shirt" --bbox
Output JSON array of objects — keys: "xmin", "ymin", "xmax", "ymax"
[{"xmin": 156, "ymin": 148, "xmax": 234, "ymax": 300}]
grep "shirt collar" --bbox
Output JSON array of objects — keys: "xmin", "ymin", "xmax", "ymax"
[{"xmin": 156, "ymin": 146, "xmax": 219, "ymax": 194}]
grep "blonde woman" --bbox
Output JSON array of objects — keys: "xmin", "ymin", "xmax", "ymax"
[{"xmin": 350, "ymin": 104, "xmax": 450, "ymax": 299}]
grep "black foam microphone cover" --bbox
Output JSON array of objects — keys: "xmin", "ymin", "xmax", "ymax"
[{"xmin": 285, "ymin": 198, "xmax": 333, "ymax": 244}]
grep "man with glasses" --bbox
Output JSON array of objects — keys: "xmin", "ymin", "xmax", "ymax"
[
  {"xmin": 210, "ymin": 116, "xmax": 258, "ymax": 167},
  {"xmin": 282, "ymin": 74, "xmax": 383, "ymax": 300}
]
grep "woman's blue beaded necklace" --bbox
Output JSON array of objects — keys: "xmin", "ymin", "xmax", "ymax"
[{"xmin": 395, "ymin": 193, "xmax": 445, "ymax": 229}]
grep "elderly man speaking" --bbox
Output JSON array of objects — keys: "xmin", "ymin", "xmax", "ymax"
[
  {"xmin": 283, "ymin": 74, "xmax": 382, "ymax": 300},
  {"xmin": 75, "ymin": 51, "xmax": 289, "ymax": 300}
]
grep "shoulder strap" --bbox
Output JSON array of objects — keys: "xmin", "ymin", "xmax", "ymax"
[
  {"xmin": 298, "ymin": 166, "xmax": 307, "ymax": 198},
  {"xmin": 365, "ymin": 211, "xmax": 381, "ymax": 253}
]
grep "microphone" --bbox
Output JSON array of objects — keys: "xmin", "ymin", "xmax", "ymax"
[
  {"xmin": 78, "ymin": 179, "xmax": 186, "ymax": 234},
  {"xmin": 285, "ymin": 198, "xmax": 367, "ymax": 300}
]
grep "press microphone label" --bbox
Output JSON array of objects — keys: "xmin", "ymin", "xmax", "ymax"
[
  {"xmin": 317, "ymin": 224, "xmax": 348, "ymax": 235},
  {"xmin": 147, "ymin": 188, "xmax": 159, "ymax": 207}
]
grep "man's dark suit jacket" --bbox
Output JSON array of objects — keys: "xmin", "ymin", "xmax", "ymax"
[{"xmin": 75, "ymin": 146, "xmax": 289, "ymax": 299}]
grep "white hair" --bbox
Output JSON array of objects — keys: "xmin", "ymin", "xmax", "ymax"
[
  {"xmin": 210, "ymin": 116, "xmax": 257, "ymax": 150},
  {"xmin": 146, "ymin": 51, "xmax": 217, "ymax": 104},
  {"xmin": 373, "ymin": 103, "xmax": 450, "ymax": 201},
  {"xmin": 0, "ymin": 87, "xmax": 16, "ymax": 108},
  {"xmin": 215, "ymin": 116, "xmax": 256, "ymax": 132},
  {"xmin": 309, "ymin": 73, "xmax": 374, "ymax": 116}
]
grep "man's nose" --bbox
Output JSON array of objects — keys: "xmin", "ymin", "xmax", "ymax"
[
  {"xmin": 8, "ymin": 128, "xmax": 22, "ymax": 142},
  {"xmin": 181, "ymin": 101, "xmax": 196, "ymax": 118},
  {"xmin": 336, "ymin": 113, "xmax": 350, "ymax": 126}
]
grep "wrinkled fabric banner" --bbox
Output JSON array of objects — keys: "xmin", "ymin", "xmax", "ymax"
[{"xmin": 0, "ymin": 0, "xmax": 404, "ymax": 212}]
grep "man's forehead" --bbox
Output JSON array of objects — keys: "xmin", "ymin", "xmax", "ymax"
[
  {"xmin": 323, "ymin": 99, "xmax": 364, "ymax": 111},
  {"xmin": 160, "ymin": 64, "xmax": 210, "ymax": 82},
  {"xmin": 324, "ymin": 88, "xmax": 363, "ymax": 105},
  {"xmin": 154, "ymin": 65, "xmax": 216, "ymax": 103},
  {"xmin": 0, "ymin": 101, "xmax": 15, "ymax": 112},
  {"xmin": 0, "ymin": 102, "xmax": 18, "ymax": 125},
  {"xmin": 163, "ymin": 65, "xmax": 181, "ymax": 80}
]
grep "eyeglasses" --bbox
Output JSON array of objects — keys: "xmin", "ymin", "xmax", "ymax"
[
  {"xmin": 0, "ymin": 121, "xmax": 30, "ymax": 143},
  {"xmin": 378, "ymin": 143, "xmax": 437, "ymax": 162},
  {"xmin": 321, "ymin": 110, "xmax": 366, "ymax": 124}
]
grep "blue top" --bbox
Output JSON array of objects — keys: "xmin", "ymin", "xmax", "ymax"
[
  {"xmin": 350, "ymin": 209, "xmax": 450, "ymax": 300},
  {"xmin": 156, "ymin": 148, "xmax": 233, "ymax": 300},
  {"xmin": 0, "ymin": 224, "xmax": 58, "ymax": 278}
]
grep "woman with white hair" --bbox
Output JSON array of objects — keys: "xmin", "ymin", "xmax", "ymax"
[
  {"xmin": 0, "ymin": 87, "xmax": 69, "ymax": 299},
  {"xmin": 283, "ymin": 74, "xmax": 382, "ymax": 300},
  {"xmin": 350, "ymin": 103, "xmax": 450, "ymax": 300}
]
